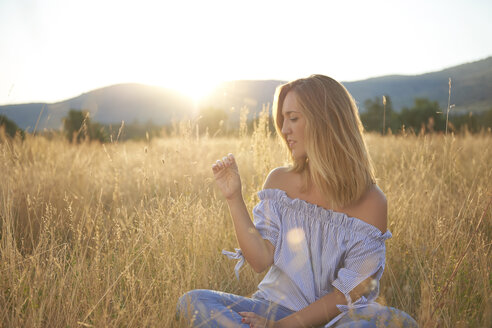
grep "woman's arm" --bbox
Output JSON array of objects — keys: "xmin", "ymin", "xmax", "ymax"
[
  {"xmin": 212, "ymin": 154, "xmax": 274, "ymax": 273},
  {"xmin": 276, "ymin": 288, "xmax": 346, "ymax": 328},
  {"xmin": 224, "ymin": 196, "xmax": 274, "ymax": 272},
  {"xmin": 277, "ymin": 277, "xmax": 375, "ymax": 327},
  {"xmin": 241, "ymin": 278, "xmax": 374, "ymax": 328},
  {"xmin": 239, "ymin": 289, "xmax": 346, "ymax": 328}
]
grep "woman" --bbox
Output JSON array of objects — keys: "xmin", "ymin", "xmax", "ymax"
[{"xmin": 177, "ymin": 75, "xmax": 417, "ymax": 327}]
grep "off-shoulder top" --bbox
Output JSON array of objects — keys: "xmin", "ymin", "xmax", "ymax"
[{"xmin": 222, "ymin": 188, "xmax": 392, "ymax": 327}]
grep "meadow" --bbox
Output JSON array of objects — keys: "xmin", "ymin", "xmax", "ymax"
[{"xmin": 0, "ymin": 117, "xmax": 491, "ymax": 327}]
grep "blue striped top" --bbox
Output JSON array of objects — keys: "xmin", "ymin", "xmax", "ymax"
[{"xmin": 223, "ymin": 188, "xmax": 392, "ymax": 327}]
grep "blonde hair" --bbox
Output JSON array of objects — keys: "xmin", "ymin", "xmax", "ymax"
[{"xmin": 272, "ymin": 74, "xmax": 375, "ymax": 208}]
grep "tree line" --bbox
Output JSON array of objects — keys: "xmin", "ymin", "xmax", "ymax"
[
  {"xmin": 360, "ymin": 96, "xmax": 492, "ymax": 134},
  {"xmin": 1, "ymin": 96, "xmax": 492, "ymax": 142}
]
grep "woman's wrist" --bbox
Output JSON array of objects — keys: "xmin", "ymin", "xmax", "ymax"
[
  {"xmin": 273, "ymin": 320, "xmax": 286, "ymax": 328},
  {"xmin": 225, "ymin": 191, "xmax": 243, "ymax": 203}
]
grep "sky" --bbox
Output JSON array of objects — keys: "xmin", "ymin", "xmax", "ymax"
[{"xmin": 1, "ymin": 0, "xmax": 491, "ymax": 105}]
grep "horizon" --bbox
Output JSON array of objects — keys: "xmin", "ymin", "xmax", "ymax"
[
  {"xmin": 1, "ymin": 0, "xmax": 492, "ymax": 106},
  {"xmin": 1, "ymin": 54, "xmax": 491, "ymax": 107}
]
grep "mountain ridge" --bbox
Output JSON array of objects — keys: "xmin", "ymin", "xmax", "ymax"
[{"xmin": 1, "ymin": 56, "xmax": 491, "ymax": 130}]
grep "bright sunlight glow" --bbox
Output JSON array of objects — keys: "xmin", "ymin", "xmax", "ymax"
[{"xmin": 1, "ymin": 0, "xmax": 492, "ymax": 105}]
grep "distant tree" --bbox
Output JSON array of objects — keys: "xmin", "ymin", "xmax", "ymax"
[
  {"xmin": 451, "ymin": 107, "xmax": 492, "ymax": 133},
  {"xmin": 63, "ymin": 110, "xmax": 87, "ymax": 143},
  {"xmin": 62, "ymin": 109, "xmax": 107, "ymax": 143},
  {"xmin": 360, "ymin": 95, "xmax": 399, "ymax": 134},
  {"xmin": 399, "ymin": 98, "xmax": 445, "ymax": 134},
  {"xmin": 89, "ymin": 121, "xmax": 108, "ymax": 143},
  {"xmin": 481, "ymin": 107, "xmax": 492, "ymax": 130},
  {"xmin": 0, "ymin": 114, "xmax": 25, "ymax": 139}
]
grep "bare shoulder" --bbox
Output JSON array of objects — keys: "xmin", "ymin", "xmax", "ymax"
[
  {"xmin": 346, "ymin": 184, "xmax": 387, "ymax": 233},
  {"xmin": 262, "ymin": 166, "xmax": 292, "ymax": 190}
]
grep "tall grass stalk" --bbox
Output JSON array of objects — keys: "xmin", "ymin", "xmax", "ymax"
[
  {"xmin": 446, "ymin": 78, "xmax": 451, "ymax": 135},
  {"xmin": 382, "ymin": 95, "xmax": 387, "ymax": 135}
]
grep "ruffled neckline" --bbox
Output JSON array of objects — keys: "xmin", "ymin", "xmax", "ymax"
[{"xmin": 258, "ymin": 188, "xmax": 392, "ymax": 241}]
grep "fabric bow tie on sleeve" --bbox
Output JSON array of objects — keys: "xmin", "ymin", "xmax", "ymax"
[{"xmin": 222, "ymin": 248, "xmax": 245, "ymax": 280}]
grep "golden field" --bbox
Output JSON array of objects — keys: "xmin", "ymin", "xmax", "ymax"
[{"xmin": 0, "ymin": 119, "xmax": 491, "ymax": 327}]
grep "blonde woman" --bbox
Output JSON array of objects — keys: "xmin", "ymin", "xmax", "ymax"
[{"xmin": 177, "ymin": 75, "xmax": 417, "ymax": 327}]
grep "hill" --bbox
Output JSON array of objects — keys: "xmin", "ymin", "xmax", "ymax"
[
  {"xmin": 344, "ymin": 56, "xmax": 492, "ymax": 113},
  {"xmin": 200, "ymin": 56, "xmax": 492, "ymax": 116},
  {"xmin": 0, "ymin": 84, "xmax": 194, "ymax": 131}
]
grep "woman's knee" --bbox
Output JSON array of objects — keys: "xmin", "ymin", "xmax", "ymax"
[
  {"xmin": 176, "ymin": 289, "xmax": 215, "ymax": 317},
  {"xmin": 368, "ymin": 305, "xmax": 417, "ymax": 328},
  {"xmin": 384, "ymin": 307, "xmax": 417, "ymax": 328},
  {"xmin": 336, "ymin": 320, "xmax": 374, "ymax": 328},
  {"xmin": 177, "ymin": 289, "xmax": 201, "ymax": 315},
  {"xmin": 338, "ymin": 304, "xmax": 417, "ymax": 328}
]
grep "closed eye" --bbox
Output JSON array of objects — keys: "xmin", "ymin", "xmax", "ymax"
[{"xmin": 290, "ymin": 118, "xmax": 298, "ymax": 122}]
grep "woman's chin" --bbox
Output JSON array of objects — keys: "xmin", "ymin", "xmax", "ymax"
[{"xmin": 292, "ymin": 154, "xmax": 307, "ymax": 162}]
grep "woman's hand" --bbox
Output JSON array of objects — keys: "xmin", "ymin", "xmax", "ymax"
[
  {"xmin": 239, "ymin": 312, "xmax": 276, "ymax": 328},
  {"xmin": 212, "ymin": 153, "xmax": 242, "ymax": 200}
]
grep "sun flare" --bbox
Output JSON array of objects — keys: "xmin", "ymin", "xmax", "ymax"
[{"xmin": 172, "ymin": 77, "xmax": 221, "ymax": 104}]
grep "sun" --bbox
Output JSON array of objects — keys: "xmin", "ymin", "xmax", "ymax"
[
  {"xmin": 146, "ymin": 74, "xmax": 222, "ymax": 111},
  {"xmin": 175, "ymin": 78, "xmax": 220, "ymax": 104}
]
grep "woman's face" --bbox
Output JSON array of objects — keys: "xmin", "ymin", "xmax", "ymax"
[{"xmin": 281, "ymin": 91, "xmax": 307, "ymax": 160}]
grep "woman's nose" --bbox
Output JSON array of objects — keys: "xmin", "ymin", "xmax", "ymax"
[{"xmin": 281, "ymin": 121, "xmax": 290, "ymax": 135}]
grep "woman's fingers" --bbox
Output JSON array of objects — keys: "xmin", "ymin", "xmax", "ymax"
[
  {"xmin": 212, "ymin": 154, "xmax": 235, "ymax": 172},
  {"xmin": 239, "ymin": 312, "xmax": 251, "ymax": 324},
  {"xmin": 227, "ymin": 153, "xmax": 235, "ymax": 165},
  {"xmin": 223, "ymin": 155, "xmax": 235, "ymax": 166},
  {"xmin": 240, "ymin": 317, "xmax": 250, "ymax": 324},
  {"xmin": 238, "ymin": 312, "xmax": 268, "ymax": 327},
  {"xmin": 238, "ymin": 311, "xmax": 249, "ymax": 318}
]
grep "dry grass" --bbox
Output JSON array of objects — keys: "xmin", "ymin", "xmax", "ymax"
[{"xmin": 0, "ymin": 118, "xmax": 491, "ymax": 327}]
